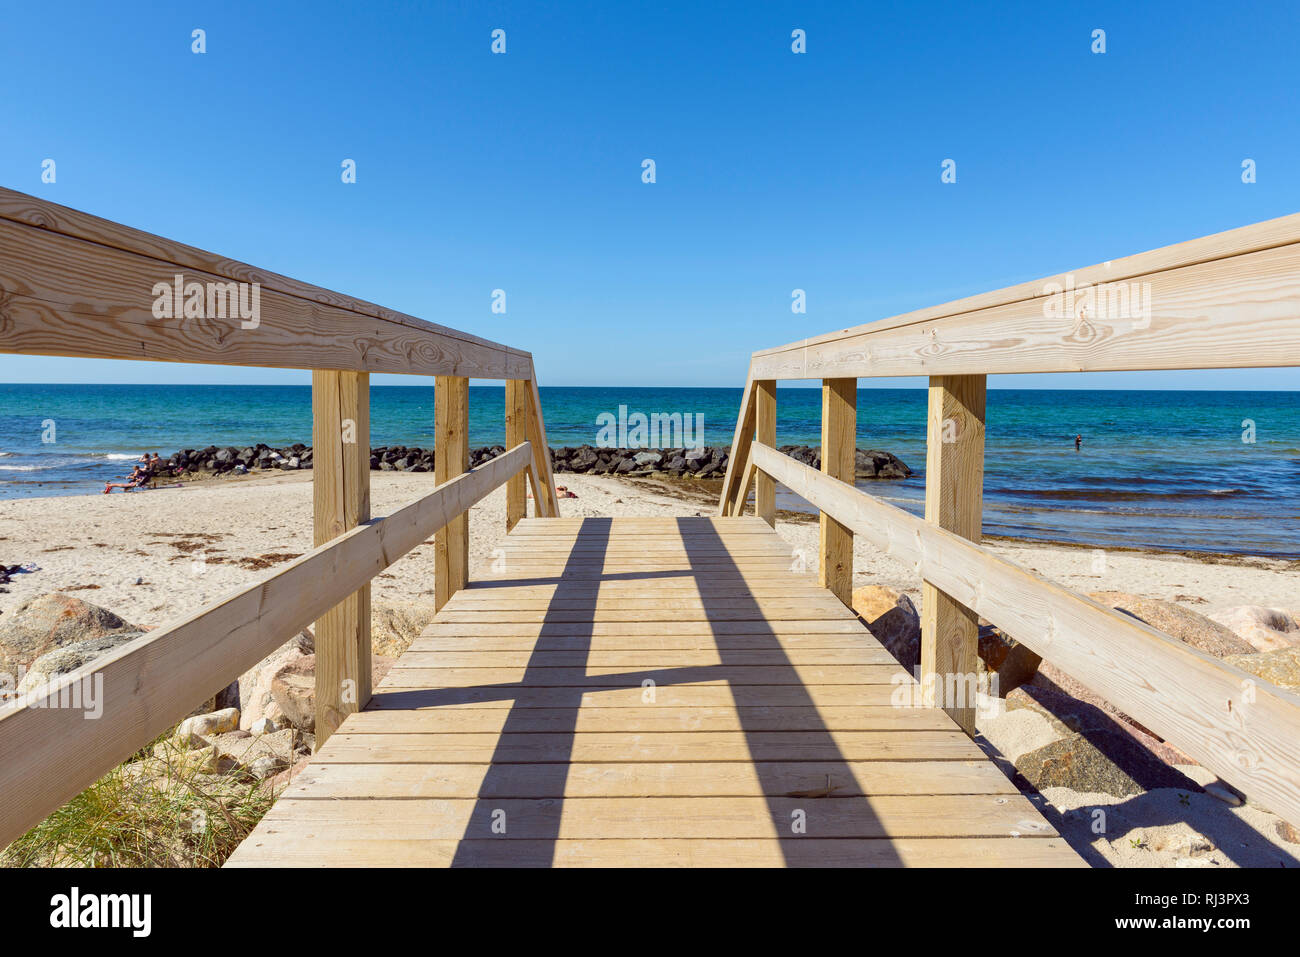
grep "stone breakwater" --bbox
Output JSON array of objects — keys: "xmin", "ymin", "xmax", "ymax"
[{"xmin": 156, "ymin": 443, "xmax": 913, "ymax": 480}]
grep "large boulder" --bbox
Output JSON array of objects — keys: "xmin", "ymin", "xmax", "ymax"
[
  {"xmin": 976, "ymin": 623, "xmax": 1042, "ymax": 694},
  {"xmin": 1015, "ymin": 730, "xmax": 1202, "ymax": 798},
  {"xmin": 0, "ymin": 593, "xmax": 142, "ymax": 678},
  {"xmin": 14, "ymin": 630, "xmax": 145, "ymax": 695},
  {"xmin": 271, "ymin": 655, "xmax": 316, "ymax": 732},
  {"xmin": 1222, "ymin": 646, "xmax": 1300, "ymax": 692},
  {"xmin": 1089, "ymin": 591, "xmax": 1256, "ymax": 658},
  {"xmin": 229, "ymin": 630, "xmax": 314, "ymax": 731},
  {"xmin": 1208, "ymin": 606, "xmax": 1300, "ymax": 653},
  {"xmin": 852, "ymin": 586, "xmax": 920, "ymax": 670},
  {"xmin": 371, "ymin": 601, "xmax": 438, "ymax": 658}
]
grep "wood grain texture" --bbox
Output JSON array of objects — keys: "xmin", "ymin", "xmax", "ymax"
[
  {"xmin": 716, "ymin": 373, "xmax": 756, "ymax": 515},
  {"xmin": 818, "ymin": 378, "xmax": 856, "ymax": 606},
  {"xmin": 751, "ymin": 213, "xmax": 1300, "ymax": 378},
  {"xmin": 920, "ymin": 374, "xmax": 985, "ymax": 735},
  {"xmin": 754, "ymin": 380, "xmax": 777, "ymax": 526},
  {"xmin": 524, "ymin": 367, "xmax": 561, "ymax": 517},
  {"xmin": 0, "ymin": 186, "xmax": 528, "ymax": 376},
  {"xmin": 435, "ymin": 375, "xmax": 470, "ymax": 610},
  {"xmin": 226, "ymin": 516, "xmax": 1078, "ymax": 868},
  {"xmin": 0, "ymin": 443, "xmax": 532, "ymax": 849},
  {"xmin": 750, "ymin": 442, "xmax": 1300, "ymax": 828},
  {"xmin": 505, "ymin": 379, "xmax": 528, "ymax": 531},
  {"xmin": 312, "ymin": 370, "xmax": 373, "ymax": 747}
]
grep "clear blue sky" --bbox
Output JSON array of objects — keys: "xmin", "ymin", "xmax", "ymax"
[{"xmin": 1, "ymin": 0, "xmax": 1297, "ymax": 389}]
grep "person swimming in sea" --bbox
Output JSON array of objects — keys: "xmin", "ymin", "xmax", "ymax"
[{"xmin": 1074, "ymin": 434, "xmax": 1082, "ymax": 451}]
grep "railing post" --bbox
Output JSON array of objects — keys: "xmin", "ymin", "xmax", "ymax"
[
  {"xmin": 523, "ymin": 372, "xmax": 559, "ymax": 517},
  {"xmin": 435, "ymin": 374, "xmax": 470, "ymax": 610},
  {"xmin": 920, "ymin": 373, "xmax": 986, "ymax": 735},
  {"xmin": 311, "ymin": 369, "xmax": 372, "ymax": 748},
  {"xmin": 505, "ymin": 379, "xmax": 528, "ymax": 530},
  {"xmin": 819, "ymin": 377, "xmax": 856, "ymax": 605},
  {"xmin": 755, "ymin": 379, "xmax": 776, "ymax": 526}
]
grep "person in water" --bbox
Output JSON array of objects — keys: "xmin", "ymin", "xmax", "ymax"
[{"xmin": 1074, "ymin": 434, "xmax": 1082, "ymax": 451}]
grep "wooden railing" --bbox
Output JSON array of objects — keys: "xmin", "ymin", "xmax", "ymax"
[
  {"xmin": 0, "ymin": 188, "xmax": 560, "ymax": 847},
  {"xmin": 720, "ymin": 210, "xmax": 1300, "ymax": 827}
]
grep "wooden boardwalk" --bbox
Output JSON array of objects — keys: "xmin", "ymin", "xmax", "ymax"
[{"xmin": 227, "ymin": 517, "xmax": 1081, "ymax": 867}]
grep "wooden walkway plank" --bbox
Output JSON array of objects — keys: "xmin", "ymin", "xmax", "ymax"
[{"xmin": 227, "ymin": 516, "xmax": 1082, "ymax": 868}]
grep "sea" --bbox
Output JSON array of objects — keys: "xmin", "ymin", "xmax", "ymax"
[{"xmin": 1, "ymin": 384, "xmax": 1297, "ymax": 558}]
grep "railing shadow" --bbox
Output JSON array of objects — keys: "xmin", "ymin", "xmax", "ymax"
[
  {"xmin": 676, "ymin": 516, "xmax": 903, "ymax": 865},
  {"xmin": 449, "ymin": 516, "xmax": 611, "ymax": 866}
]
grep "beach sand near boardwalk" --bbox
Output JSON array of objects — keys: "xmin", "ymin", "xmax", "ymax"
[
  {"xmin": 2, "ymin": 470, "xmax": 1291, "ymax": 622},
  {"xmin": 1, "ymin": 469, "xmax": 1298, "ymax": 867}
]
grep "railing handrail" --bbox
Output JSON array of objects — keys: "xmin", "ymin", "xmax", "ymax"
[
  {"xmin": 0, "ymin": 442, "xmax": 534, "ymax": 849},
  {"xmin": 747, "ymin": 210, "xmax": 1300, "ymax": 379},
  {"xmin": 0, "ymin": 186, "xmax": 524, "ymax": 365},
  {"xmin": 720, "ymin": 211, "xmax": 1300, "ymax": 831},
  {"xmin": 747, "ymin": 440, "xmax": 1300, "ymax": 828}
]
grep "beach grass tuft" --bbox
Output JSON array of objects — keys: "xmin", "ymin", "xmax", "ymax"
[{"xmin": 0, "ymin": 729, "xmax": 278, "ymax": 868}]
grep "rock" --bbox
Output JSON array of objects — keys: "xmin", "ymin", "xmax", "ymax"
[
  {"xmin": 175, "ymin": 707, "xmax": 240, "ymax": 743},
  {"xmin": 0, "ymin": 592, "xmax": 142, "ymax": 678},
  {"xmin": 249, "ymin": 716, "xmax": 279, "ymax": 735},
  {"xmin": 210, "ymin": 728, "xmax": 297, "ymax": 768},
  {"xmin": 247, "ymin": 755, "xmax": 288, "ymax": 780},
  {"xmin": 1008, "ymin": 665, "xmax": 1194, "ymax": 767},
  {"xmin": 14, "ymin": 630, "xmax": 145, "ymax": 695},
  {"xmin": 1222, "ymin": 646, "xmax": 1300, "ymax": 692},
  {"xmin": 852, "ymin": 586, "xmax": 920, "ymax": 671},
  {"xmin": 1275, "ymin": 820, "xmax": 1300, "ymax": 845},
  {"xmin": 1204, "ymin": 780, "xmax": 1244, "ymax": 807},
  {"xmin": 633, "ymin": 451, "xmax": 662, "ymax": 468},
  {"xmin": 230, "ymin": 630, "xmax": 313, "ymax": 731},
  {"xmin": 976, "ymin": 623, "xmax": 1042, "ymax": 694},
  {"xmin": 1088, "ymin": 591, "xmax": 1256, "ymax": 658},
  {"xmin": 684, "ymin": 447, "xmax": 709, "ymax": 464},
  {"xmin": 371, "ymin": 601, "xmax": 438, "ymax": 658},
  {"xmin": 271, "ymin": 655, "xmax": 316, "ymax": 732},
  {"xmin": 1014, "ymin": 730, "xmax": 1202, "ymax": 798},
  {"xmin": 1208, "ymin": 605, "xmax": 1300, "ymax": 653}
]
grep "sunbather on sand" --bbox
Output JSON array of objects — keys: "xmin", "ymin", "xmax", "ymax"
[{"xmin": 104, "ymin": 465, "xmax": 151, "ymax": 493}]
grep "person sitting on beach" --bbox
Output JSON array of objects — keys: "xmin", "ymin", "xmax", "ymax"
[{"xmin": 103, "ymin": 465, "xmax": 151, "ymax": 493}]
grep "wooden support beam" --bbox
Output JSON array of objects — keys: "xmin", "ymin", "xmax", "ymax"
[
  {"xmin": 717, "ymin": 372, "xmax": 757, "ymax": 516},
  {"xmin": 0, "ymin": 442, "xmax": 534, "ymax": 851},
  {"xmin": 505, "ymin": 379, "xmax": 528, "ymax": 530},
  {"xmin": 523, "ymin": 370, "xmax": 559, "ymax": 517},
  {"xmin": 435, "ymin": 375, "xmax": 470, "ymax": 610},
  {"xmin": 920, "ymin": 374, "xmax": 987, "ymax": 735},
  {"xmin": 754, "ymin": 380, "xmax": 776, "ymax": 526},
  {"xmin": 818, "ymin": 378, "xmax": 856, "ymax": 606},
  {"xmin": 311, "ymin": 370, "xmax": 372, "ymax": 748}
]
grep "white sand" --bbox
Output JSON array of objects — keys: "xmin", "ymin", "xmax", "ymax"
[{"xmin": 2, "ymin": 471, "xmax": 1297, "ymax": 867}]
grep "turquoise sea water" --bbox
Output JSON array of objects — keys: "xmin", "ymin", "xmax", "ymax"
[{"xmin": 1, "ymin": 384, "xmax": 1297, "ymax": 557}]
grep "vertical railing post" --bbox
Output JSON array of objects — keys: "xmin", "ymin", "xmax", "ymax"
[
  {"xmin": 505, "ymin": 379, "xmax": 528, "ymax": 530},
  {"xmin": 819, "ymin": 378, "xmax": 856, "ymax": 605},
  {"xmin": 754, "ymin": 379, "xmax": 777, "ymax": 526},
  {"xmin": 435, "ymin": 374, "xmax": 470, "ymax": 610},
  {"xmin": 523, "ymin": 370, "xmax": 559, "ymax": 517},
  {"xmin": 920, "ymin": 373, "xmax": 986, "ymax": 735},
  {"xmin": 311, "ymin": 369, "xmax": 372, "ymax": 749}
]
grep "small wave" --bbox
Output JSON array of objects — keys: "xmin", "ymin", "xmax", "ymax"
[
  {"xmin": 102, "ymin": 453, "xmax": 137, "ymax": 461},
  {"xmin": 0, "ymin": 464, "xmax": 44, "ymax": 472}
]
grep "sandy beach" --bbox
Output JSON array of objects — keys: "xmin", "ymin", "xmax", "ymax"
[{"xmin": 2, "ymin": 469, "xmax": 1298, "ymax": 868}]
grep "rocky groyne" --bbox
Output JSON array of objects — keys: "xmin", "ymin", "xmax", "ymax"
[{"xmin": 155, "ymin": 443, "xmax": 914, "ymax": 480}]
